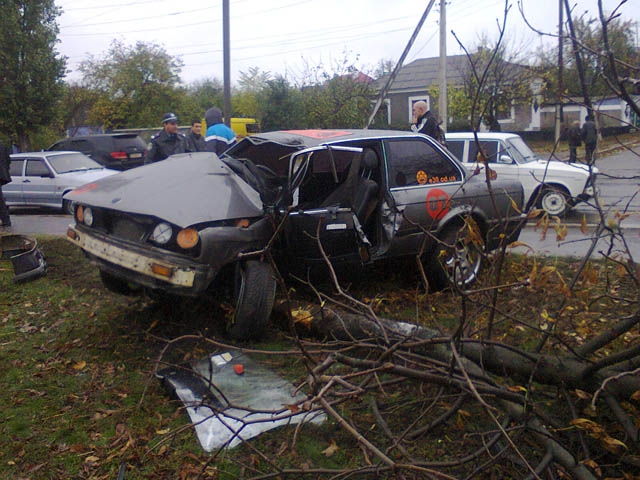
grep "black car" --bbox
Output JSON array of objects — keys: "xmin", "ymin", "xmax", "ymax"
[
  {"xmin": 48, "ymin": 134, "xmax": 147, "ymax": 170},
  {"xmin": 65, "ymin": 129, "xmax": 526, "ymax": 340}
]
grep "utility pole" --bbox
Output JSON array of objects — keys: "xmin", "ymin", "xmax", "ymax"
[
  {"xmin": 555, "ymin": 0, "xmax": 563, "ymax": 143},
  {"xmin": 223, "ymin": 0, "xmax": 231, "ymax": 127},
  {"xmin": 439, "ymin": 0, "xmax": 447, "ymax": 132}
]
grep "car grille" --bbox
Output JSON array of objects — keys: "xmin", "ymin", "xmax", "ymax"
[{"xmin": 88, "ymin": 208, "xmax": 152, "ymax": 243}]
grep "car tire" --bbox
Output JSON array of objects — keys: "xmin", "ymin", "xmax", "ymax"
[
  {"xmin": 227, "ymin": 260, "xmax": 276, "ymax": 340},
  {"xmin": 424, "ymin": 222, "xmax": 484, "ymax": 291},
  {"xmin": 100, "ymin": 270, "xmax": 136, "ymax": 295},
  {"xmin": 538, "ymin": 186, "xmax": 569, "ymax": 216},
  {"xmin": 62, "ymin": 199, "xmax": 75, "ymax": 216}
]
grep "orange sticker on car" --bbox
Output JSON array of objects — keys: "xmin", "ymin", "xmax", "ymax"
[
  {"xmin": 416, "ymin": 170, "xmax": 428, "ymax": 185},
  {"xmin": 426, "ymin": 188, "xmax": 450, "ymax": 220},
  {"xmin": 285, "ymin": 130, "xmax": 352, "ymax": 139}
]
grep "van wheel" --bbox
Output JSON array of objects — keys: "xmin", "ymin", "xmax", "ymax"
[
  {"xmin": 538, "ymin": 187, "xmax": 569, "ymax": 216},
  {"xmin": 424, "ymin": 222, "xmax": 484, "ymax": 291},
  {"xmin": 227, "ymin": 260, "xmax": 276, "ymax": 340}
]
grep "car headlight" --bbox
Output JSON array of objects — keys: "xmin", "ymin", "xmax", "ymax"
[
  {"xmin": 83, "ymin": 207, "xmax": 94, "ymax": 226},
  {"xmin": 176, "ymin": 228, "xmax": 199, "ymax": 249},
  {"xmin": 151, "ymin": 222, "xmax": 173, "ymax": 244}
]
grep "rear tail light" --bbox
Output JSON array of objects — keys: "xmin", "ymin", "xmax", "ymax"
[{"xmin": 110, "ymin": 151, "xmax": 128, "ymax": 160}]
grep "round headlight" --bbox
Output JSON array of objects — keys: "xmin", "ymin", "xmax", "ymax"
[
  {"xmin": 83, "ymin": 207, "xmax": 93, "ymax": 226},
  {"xmin": 176, "ymin": 228, "xmax": 199, "ymax": 249},
  {"xmin": 151, "ymin": 222, "xmax": 173, "ymax": 244}
]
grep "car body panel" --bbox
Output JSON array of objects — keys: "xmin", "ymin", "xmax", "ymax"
[
  {"xmin": 67, "ymin": 129, "xmax": 525, "ymax": 299},
  {"xmin": 445, "ymin": 132, "xmax": 598, "ymax": 209},
  {"xmin": 67, "ymin": 152, "xmax": 264, "ymax": 228},
  {"xmin": 4, "ymin": 152, "xmax": 118, "ymax": 211}
]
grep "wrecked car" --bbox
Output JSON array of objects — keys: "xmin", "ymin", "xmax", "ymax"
[{"xmin": 65, "ymin": 129, "xmax": 525, "ymax": 340}]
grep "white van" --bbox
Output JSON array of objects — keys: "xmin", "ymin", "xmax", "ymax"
[{"xmin": 445, "ymin": 132, "xmax": 598, "ymax": 216}]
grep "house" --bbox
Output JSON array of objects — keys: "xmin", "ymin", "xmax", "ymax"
[{"xmin": 373, "ymin": 54, "xmax": 636, "ymax": 135}]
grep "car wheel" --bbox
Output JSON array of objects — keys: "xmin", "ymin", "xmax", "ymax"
[
  {"xmin": 100, "ymin": 270, "xmax": 135, "ymax": 296},
  {"xmin": 62, "ymin": 199, "xmax": 75, "ymax": 216},
  {"xmin": 228, "ymin": 260, "xmax": 276, "ymax": 340},
  {"xmin": 424, "ymin": 222, "xmax": 484, "ymax": 291},
  {"xmin": 538, "ymin": 186, "xmax": 569, "ymax": 216}
]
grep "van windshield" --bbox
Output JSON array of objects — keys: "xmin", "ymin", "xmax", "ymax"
[{"xmin": 506, "ymin": 137, "xmax": 538, "ymax": 163}]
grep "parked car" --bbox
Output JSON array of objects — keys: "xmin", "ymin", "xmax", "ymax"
[
  {"xmin": 4, "ymin": 151, "xmax": 118, "ymax": 214},
  {"xmin": 48, "ymin": 133, "xmax": 147, "ymax": 170},
  {"xmin": 65, "ymin": 129, "xmax": 526, "ymax": 340},
  {"xmin": 445, "ymin": 132, "xmax": 598, "ymax": 216}
]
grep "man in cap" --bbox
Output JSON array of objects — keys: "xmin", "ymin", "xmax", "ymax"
[
  {"xmin": 145, "ymin": 112, "xmax": 187, "ymax": 164},
  {"xmin": 204, "ymin": 107, "xmax": 236, "ymax": 155}
]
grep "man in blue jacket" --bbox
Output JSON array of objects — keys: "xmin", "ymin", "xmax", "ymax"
[{"xmin": 204, "ymin": 107, "xmax": 236, "ymax": 155}]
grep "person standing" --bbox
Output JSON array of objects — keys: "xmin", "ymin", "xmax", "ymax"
[
  {"xmin": 581, "ymin": 115, "xmax": 598, "ymax": 164},
  {"xmin": 410, "ymin": 100, "xmax": 439, "ymax": 140},
  {"xmin": 185, "ymin": 118, "xmax": 206, "ymax": 153},
  {"xmin": 567, "ymin": 120, "xmax": 582, "ymax": 163},
  {"xmin": 145, "ymin": 112, "xmax": 187, "ymax": 164},
  {"xmin": 204, "ymin": 107, "xmax": 236, "ymax": 155},
  {"xmin": 0, "ymin": 141, "xmax": 12, "ymax": 228}
]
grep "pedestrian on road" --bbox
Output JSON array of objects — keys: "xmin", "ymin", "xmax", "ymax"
[
  {"xmin": 567, "ymin": 120, "xmax": 582, "ymax": 163},
  {"xmin": 146, "ymin": 112, "xmax": 187, "ymax": 164},
  {"xmin": 410, "ymin": 100, "xmax": 439, "ymax": 140},
  {"xmin": 0, "ymin": 141, "xmax": 12, "ymax": 228},
  {"xmin": 581, "ymin": 114, "xmax": 598, "ymax": 164},
  {"xmin": 204, "ymin": 107, "xmax": 236, "ymax": 155},
  {"xmin": 185, "ymin": 118, "xmax": 206, "ymax": 153}
]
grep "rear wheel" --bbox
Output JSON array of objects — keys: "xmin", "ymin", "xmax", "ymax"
[
  {"xmin": 227, "ymin": 260, "xmax": 276, "ymax": 340},
  {"xmin": 537, "ymin": 186, "xmax": 569, "ymax": 216},
  {"xmin": 424, "ymin": 222, "xmax": 484, "ymax": 291}
]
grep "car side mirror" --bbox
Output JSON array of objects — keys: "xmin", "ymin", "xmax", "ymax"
[{"xmin": 498, "ymin": 155, "xmax": 513, "ymax": 164}]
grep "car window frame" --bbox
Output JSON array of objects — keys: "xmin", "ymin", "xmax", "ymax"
[{"xmin": 25, "ymin": 158, "xmax": 53, "ymax": 178}]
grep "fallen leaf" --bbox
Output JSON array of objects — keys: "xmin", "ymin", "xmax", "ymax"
[
  {"xmin": 73, "ymin": 360, "xmax": 87, "ymax": 370},
  {"xmin": 322, "ymin": 440, "xmax": 339, "ymax": 457}
]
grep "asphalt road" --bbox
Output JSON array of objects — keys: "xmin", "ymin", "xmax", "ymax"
[{"xmin": 3, "ymin": 147, "xmax": 639, "ymax": 259}]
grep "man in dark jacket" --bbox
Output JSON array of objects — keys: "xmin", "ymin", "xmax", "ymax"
[
  {"xmin": 567, "ymin": 120, "xmax": 582, "ymax": 163},
  {"xmin": 0, "ymin": 141, "xmax": 12, "ymax": 227},
  {"xmin": 146, "ymin": 112, "xmax": 187, "ymax": 164},
  {"xmin": 581, "ymin": 115, "xmax": 598, "ymax": 164},
  {"xmin": 204, "ymin": 107, "xmax": 236, "ymax": 155},
  {"xmin": 411, "ymin": 100, "xmax": 439, "ymax": 139},
  {"xmin": 185, "ymin": 118, "xmax": 206, "ymax": 152}
]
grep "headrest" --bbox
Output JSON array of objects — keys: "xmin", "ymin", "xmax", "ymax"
[{"xmin": 362, "ymin": 149, "xmax": 378, "ymax": 170}]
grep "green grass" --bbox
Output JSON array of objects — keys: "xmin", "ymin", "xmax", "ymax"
[{"xmin": 1, "ymin": 235, "xmax": 638, "ymax": 478}]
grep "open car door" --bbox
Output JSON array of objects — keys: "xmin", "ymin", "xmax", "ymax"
[{"xmin": 283, "ymin": 145, "xmax": 379, "ymax": 264}]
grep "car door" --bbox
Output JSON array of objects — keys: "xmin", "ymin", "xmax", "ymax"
[
  {"xmin": 22, "ymin": 157, "xmax": 57, "ymax": 207},
  {"xmin": 284, "ymin": 145, "xmax": 372, "ymax": 263},
  {"xmin": 3, "ymin": 157, "xmax": 26, "ymax": 204},
  {"xmin": 468, "ymin": 139, "xmax": 520, "ymax": 185},
  {"xmin": 383, "ymin": 137, "xmax": 465, "ymax": 256}
]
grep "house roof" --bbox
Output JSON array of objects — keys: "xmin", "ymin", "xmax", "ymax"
[{"xmin": 374, "ymin": 55, "xmax": 471, "ymax": 92}]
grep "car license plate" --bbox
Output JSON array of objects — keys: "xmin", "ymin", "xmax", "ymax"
[{"xmin": 129, "ymin": 153, "xmax": 143, "ymax": 159}]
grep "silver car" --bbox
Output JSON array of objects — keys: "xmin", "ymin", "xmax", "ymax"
[{"xmin": 4, "ymin": 151, "xmax": 118, "ymax": 214}]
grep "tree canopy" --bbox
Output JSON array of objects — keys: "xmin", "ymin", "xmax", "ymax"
[{"xmin": 0, "ymin": 0, "xmax": 66, "ymax": 149}]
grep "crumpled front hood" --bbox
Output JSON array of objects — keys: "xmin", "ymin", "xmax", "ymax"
[{"xmin": 65, "ymin": 152, "xmax": 264, "ymax": 228}]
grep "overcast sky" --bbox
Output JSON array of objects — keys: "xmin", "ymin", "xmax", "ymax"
[{"xmin": 55, "ymin": 0, "xmax": 640, "ymax": 85}]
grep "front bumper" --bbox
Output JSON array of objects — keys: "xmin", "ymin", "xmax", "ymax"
[{"xmin": 66, "ymin": 225, "xmax": 215, "ymax": 295}]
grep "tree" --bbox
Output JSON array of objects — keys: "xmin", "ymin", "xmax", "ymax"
[
  {"xmin": 258, "ymin": 77, "xmax": 305, "ymax": 131},
  {"xmin": 78, "ymin": 40, "xmax": 184, "ymax": 129},
  {"xmin": 0, "ymin": 0, "xmax": 66, "ymax": 150}
]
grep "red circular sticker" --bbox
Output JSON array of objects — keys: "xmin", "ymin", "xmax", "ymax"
[{"xmin": 426, "ymin": 188, "xmax": 450, "ymax": 220}]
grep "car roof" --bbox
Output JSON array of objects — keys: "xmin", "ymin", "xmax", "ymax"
[
  {"xmin": 11, "ymin": 151, "xmax": 90, "ymax": 159},
  {"xmin": 242, "ymin": 129, "xmax": 425, "ymax": 148},
  {"xmin": 444, "ymin": 132, "xmax": 520, "ymax": 141}
]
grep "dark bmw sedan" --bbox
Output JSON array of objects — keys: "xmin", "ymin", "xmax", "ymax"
[{"xmin": 65, "ymin": 129, "xmax": 526, "ymax": 339}]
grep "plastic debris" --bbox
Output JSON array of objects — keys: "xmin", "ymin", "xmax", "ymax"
[
  {"xmin": 0, "ymin": 234, "xmax": 47, "ymax": 283},
  {"xmin": 156, "ymin": 350, "xmax": 325, "ymax": 451}
]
